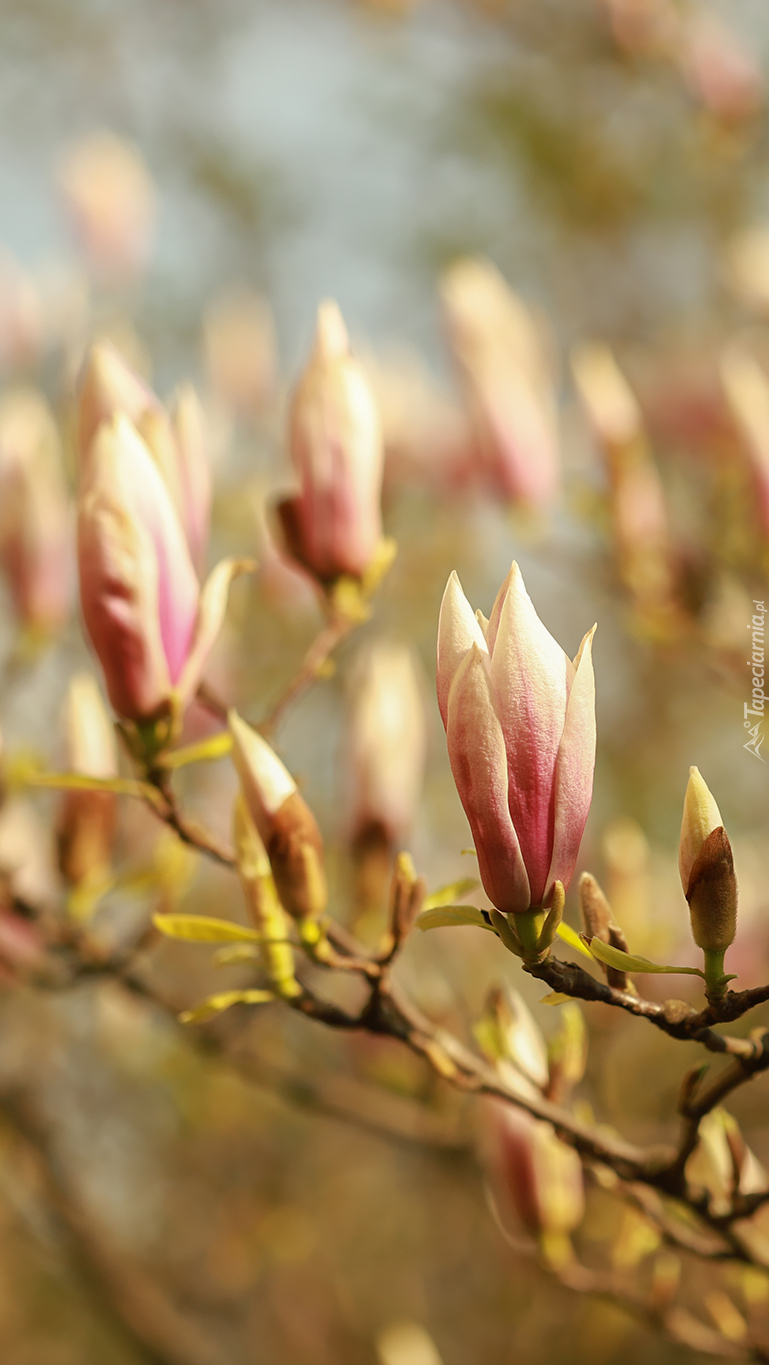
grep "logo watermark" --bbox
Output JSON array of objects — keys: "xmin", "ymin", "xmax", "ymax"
[{"xmin": 744, "ymin": 599, "xmax": 766, "ymax": 761}]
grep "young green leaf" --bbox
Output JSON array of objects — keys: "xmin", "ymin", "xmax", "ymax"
[
  {"xmin": 422, "ymin": 877, "xmax": 480, "ymax": 912},
  {"xmin": 213, "ymin": 944, "xmax": 263, "ymax": 968},
  {"xmin": 589, "ymin": 938, "xmax": 705, "ymax": 978},
  {"xmin": 179, "ymin": 989, "xmax": 274, "ymax": 1024},
  {"xmin": 159, "ymin": 731, "xmax": 234, "ymax": 770},
  {"xmin": 153, "ymin": 914, "xmax": 262, "ymax": 943},
  {"xmin": 417, "ymin": 906, "xmax": 495, "ymax": 933},
  {"xmin": 556, "ymin": 922, "xmax": 594, "ymax": 959}
]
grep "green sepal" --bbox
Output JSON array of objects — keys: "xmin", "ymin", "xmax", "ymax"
[
  {"xmin": 589, "ymin": 938, "xmax": 705, "ymax": 978},
  {"xmin": 153, "ymin": 913, "xmax": 262, "ymax": 943},
  {"xmin": 179, "ymin": 989, "xmax": 274, "ymax": 1024},
  {"xmin": 417, "ymin": 906, "xmax": 496, "ymax": 933}
]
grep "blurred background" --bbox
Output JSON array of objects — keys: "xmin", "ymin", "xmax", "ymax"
[{"xmin": 1, "ymin": 0, "xmax": 769, "ymax": 1361}]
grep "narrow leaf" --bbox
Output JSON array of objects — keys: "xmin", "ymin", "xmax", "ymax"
[
  {"xmin": 417, "ymin": 906, "xmax": 495, "ymax": 933},
  {"xmin": 180, "ymin": 989, "xmax": 274, "ymax": 1024},
  {"xmin": 160, "ymin": 732, "xmax": 233, "ymax": 770},
  {"xmin": 422, "ymin": 877, "xmax": 480, "ymax": 912},
  {"xmin": 589, "ymin": 938, "xmax": 705, "ymax": 978},
  {"xmin": 213, "ymin": 944, "xmax": 262, "ymax": 968},
  {"xmin": 28, "ymin": 770, "xmax": 163, "ymax": 807},
  {"xmin": 153, "ymin": 913, "xmax": 262, "ymax": 943},
  {"xmin": 540, "ymin": 992, "xmax": 574, "ymax": 1005},
  {"xmin": 556, "ymin": 922, "xmax": 594, "ymax": 959}
]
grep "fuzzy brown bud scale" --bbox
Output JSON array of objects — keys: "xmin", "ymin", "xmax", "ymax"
[{"xmin": 685, "ymin": 826, "xmax": 737, "ymax": 954}]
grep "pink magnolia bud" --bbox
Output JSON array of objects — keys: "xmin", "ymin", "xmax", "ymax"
[
  {"xmin": 483, "ymin": 1100, "xmax": 584, "ymax": 1244},
  {"xmin": 344, "ymin": 640, "xmax": 427, "ymax": 848},
  {"xmin": 0, "ymin": 388, "xmax": 72, "ymax": 634},
  {"xmin": 57, "ymin": 672, "xmax": 117, "ymax": 887},
  {"xmin": 440, "ymin": 258, "xmax": 560, "ymax": 509},
  {"xmin": 437, "ymin": 563, "xmax": 595, "ymax": 914},
  {"xmin": 57, "ymin": 131, "xmax": 156, "ymax": 281},
  {"xmin": 679, "ymin": 14, "xmax": 764, "ymax": 124},
  {"xmin": 78, "ymin": 413, "xmax": 249, "ymax": 725},
  {"xmin": 679, "ymin": 766, "xmax": 737, "ymax": 954},
  {"xmin": 77, "ymin": 344, "xmax": 212, "ymax": 569},
  {"xmin": 278, "ymin": 300, "xmax": 384, "ymax": 583}
]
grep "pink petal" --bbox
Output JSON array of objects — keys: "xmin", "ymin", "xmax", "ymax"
[
  {"xmin": 77, "ymin": 470, "xmax": 171, "ymax": 721},
  {"xmin": 436, "ymin": 570, "xmax": 488, "ymax": 727},
  {"xmin": 546, "ymin": 626, "xmax": 596, "ymax": 899},
  {"xmin": 446, "ymin": 643, "xmax": 530, "ymax": 915},
  {"xmin": 489, "ymin": 563, "xmax": 574, "ymax": 906},
  {"xmin": 108, "ymin": 415, "xmax": 200, "ymax": 684}
]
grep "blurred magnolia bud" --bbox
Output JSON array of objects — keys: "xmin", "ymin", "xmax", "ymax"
[
  {"xmin": 77, "ymin": 339, "xmax": 159, "ymax": 459},
  {"xmin": 78, "ymin": 413, "xmax": 249, "ymax": 731},
  {"xmin": 687, "ymin": 1108, "xmax": 766, "ymax": 1216},
  {"xmin": 602, "ymin": 817, "xmax": 651, "ymax": 943},
  {"xmin": 579, "ymin": 871, "xmax": 629, "ymax": 990},
  {"xmin": 278, "ymin": 300, "xmax": 384, "ymax": 583},
  {"xmin": 723, "ymin": 227, "xmax": 769, "ymax": 317},
  {"xmin": 0, "ymin": 250, "xmax": 44, "ymax": 372},
  {"xmin": 57, "ymin": 672, "xmax": 117, "ymax": 889},
  {"xmin": 229, "ymin": 711, "xmax": 327, "ymax": 923},
  {"xmin": 678, "ymin": 14, "xmax": 764, "ymax": 124},
  {"xmin": 721, "ymin": 347, "xmax": 769, "ymax": 540},
  {"xmin": 344, "ymin": 639, "xmax": 426, "ymax": 851},
  {"xmin": 599, "ymin": 0, "xmax": 679, "ymax": 57},
  {"xmin": 57, "ymin": 131, "xmax": 156, "ymax": 281},
  {"xmin": 483, "ymin": 1100, "xmax": 584, "ymax": 1260},
  {"xmin": 474, "ymin": 986, "xmax": 549, "ymax": 1094},
  {"xmin": 547, "ymin": 1002, "xmax": 587, "ymax": 1104},
  {"xmin": 440, "ymin": 257, "xmax": 560, "ymax": 509},
  {"xmin": 0, "ymin": 388, "xmax": 72, "ymax": 635},
  {"xmin": 571, "ymin": 344, "xmax": 674, "ymax": 616},
  {"xmin": 679, "ymin": 767, "xmax": 737, "ymax": 955},
  {"xmin": 202, "ymin": 289, "xmax": 278, "ymax": 415},
  {"xmin": 233, "ymin": 793, "xmax": 299, "ymax": 997}
]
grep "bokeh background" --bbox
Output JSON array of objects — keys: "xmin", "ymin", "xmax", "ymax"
[{"xmin": 1, "ymin": 1, "xmax": 769, "ymax": 1362}]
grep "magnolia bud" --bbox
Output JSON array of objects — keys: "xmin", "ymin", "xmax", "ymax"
[
  {"xmin": 229, "ymin": 711, "xmax": 327, "ymax": 923},
  {"xmin": 279, "ymin": 300, "xmax": 384, "ymax": 583},
  {"xmin": 484, "ymin": 1101, "xmax": 584, "ymax": 1258},
  {"xmin": 57, "ymin": 673, "xmax": 117, "ymax": 888},
  {"xmin": 578, "ymin": 871, "xmax": 629, "ymax": 990},
  {"xmin": 58, "ymin": 131, "xmax": 156, "ymax": 281},
  {"xmin": 77, "ymin": 340, "xmax": 160, "ymax": 463},
  {"xmin": 679, "ymin": 767, "xmax": 737, "ymax": 954},
  {"xmin": 474, "ymin": 986, "xmax": 549, "ymax": 1093}
]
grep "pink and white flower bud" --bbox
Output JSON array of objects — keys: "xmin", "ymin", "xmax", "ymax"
[
  {"xmin": 77, "ymin": 413, "xmax": 249, "ymax": 725},
  {"xmin": 440, "ymin": 258, "xmax": 560, "ymax": 509},
  {"xmin": 57, "ymin": 672, "xmax": 118, "ymax": 887},
  {"xmin": 229, "ymin": 711, "xmax": 327, "ymax": 922},
  {"xmin": 483, "ymin": 1100, "xmax": 584, "ymax": 1246},
  {"xmin": 57, "ymin": 131, "xmax": 156, "ymax": 281},
  {"xmin": 77, "ymin": 344, "xmax": 212, "ymax": 569},
  {"xmin": 437, "ymin": 563, "xmax": 595, "ymax": 915},
  {"xmin": 0, "ymin": 388, "xmax": 72, "ymax": 634},
  {"xmin": 344, "ymin": 640, "xmax": 427, "ymax": 849},
  {"xmin": 278, "ymin": 300, "xmax": 384, "ymax": 583}
]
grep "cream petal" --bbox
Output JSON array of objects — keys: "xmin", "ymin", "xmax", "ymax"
[
  {"xmin": 446, "ymin": 643, "xmax": 530, "ymax": 915},
  {"xmin": 229, "ymin": 711, "xmax": 297, "ymax": 844},
  {"xmin": 678, "ymin": 766, "xmax": 723, "ymax": 894},
  {"xmin": 436, "ymin": 570, "xmax": 488, "ymax": 727}
]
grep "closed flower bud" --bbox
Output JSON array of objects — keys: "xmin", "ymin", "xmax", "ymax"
[
  {"xmin": 474, "ymin": 986, "xmax": 549, "ymax": 1094},
  {"xmin": 344, "ymin": 640, "xmax": 426, "ymax": 850},
  {"xmin": 578, "ymin": 871, "xmax": 629, "ymax": 990},
  {"xmin": 58, "ymin": 131, "xmax": 156, "ymax": 281},
  {"xmin": 484, "ymin": 1101, "xmax": 584, "ymax": 1256},
  {"xmin": 78, "ymin": 414, "xmax": 250, "ymax": 730},
  {"xmin": 229, "ymin": 711, "xmax": 327, "ymax": 923},
  {"xmin": 679, "ymin": 767, "xmax": 737, "ymax": 954},
  {"xmin": 57, "ymin": 672, "xmax": 117, "ymax": 888},
  {"xmin": 440, "ymin": 258, "xmax": 560, "ymax": 509},
  {"xmin": 77, "ymin": 344, "xmax": 212, "ymax": 570},
  {"xmin": 278, "ymin": 300, "xmax": 384, "ymax": 583},
  {"xmin": 0, "ymin": 388, "xmax": 72, "ymax": 635},
  {"xmin": 437, "ymin": 562, "xmax": 595, "ymax": 916}
]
